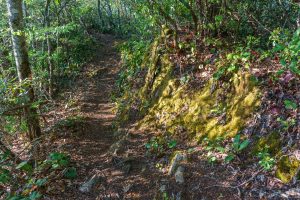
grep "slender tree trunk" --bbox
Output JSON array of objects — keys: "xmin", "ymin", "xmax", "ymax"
[
  {"xmin": 297, "ymin": 5, "xmax": 300, "ymax": 29},
  {"xmin": 150, "ymin": 0, "xmax": 179, "ymax": 47},
  {"xmin": 53, "ymin": 0, "xmax": 61, "ymax": 76},
  {"xmin": 6, "ymin": 0, "xmax": 41, "ymax": 140},
  {"xmin": 117, "ymin": 6, "xmax": 121, "ymax": 32},
  {"xmin": 97, "ymin": 0, "xmax": 105, "ymax": 28},
  {"xmin": 105, "ymin": 0, "xmax": 114, "ymax": 30},
  {"xmin": 44, "ymin": 0, "xmax": 54, "ymax": 98},
  {"xmin": 179, "ymin": 0, "xmax": 198, "ymax": 32}
]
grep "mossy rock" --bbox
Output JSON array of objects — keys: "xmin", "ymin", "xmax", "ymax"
[{"xmin": 276, "ymin": 156, "xmax": 300, "ymax": 184}]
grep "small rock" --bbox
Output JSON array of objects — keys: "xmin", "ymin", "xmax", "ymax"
[
  {"xmin": 123, "ymin": 184, "xmax": 132, "ymax": 193},
  {"xmin": 168, "ymin": 152, "xmax": 187, "ymax": 175},
  {"xmin": 109, "ymin": 139, "xmax": 127, "ymax": 155},
  {"xmin": 175, "ymin": 166, "xmax": 185, "ymax": 184},
  {"xmin": 293, "ymin": 150, "xmax": 300, "ymax": 161},
  {"xmin": 175, "ymin": 191, "xmax": 182, "ymax": 200},
  {"xmin": 160, "ymin": 185, "xmax": 166, "ymax": 192},
  {"xmin": 256, "ymin": 174, "xmax": 265, "ymax": 183},
  {"xmin": 79, "ymin": 175, "xmax": 100, "ymax": 193}
]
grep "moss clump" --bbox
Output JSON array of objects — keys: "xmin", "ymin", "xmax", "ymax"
[
  {"xmin": 276, "ymin": 156, "xmax": 300, "ymax": 183},
  {"xmin": 253, "ymin": 132, "xmax": 282, "ymax": 156},
  {"xmin": 141, "ymin": 68, "xmax": 260, "ymax": 140}
]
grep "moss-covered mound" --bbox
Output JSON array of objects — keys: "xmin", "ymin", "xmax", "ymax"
[
  {"xmin": 137, "ymin": 42, "xmax": 260, "ymax": 141},
  {"xmin": 276, "ymin": 156, "xmax": 300, "ymax": 184}
]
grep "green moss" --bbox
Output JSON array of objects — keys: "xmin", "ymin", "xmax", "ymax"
[
  {"xmin": 276, "ymin": 156, "xmax": 300, "ymax": 183},
  {"xmin": 253, "ymin": 132, "xmax": 282, "ymax": 155},
  {"xmin": 140, "ymin": 66, "xmax": 260, "ymax": 140}
]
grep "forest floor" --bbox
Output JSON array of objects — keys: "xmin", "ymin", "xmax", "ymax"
[{"xmin": 45, "ymin": 35, "xmax": 292, "ymax": 200}]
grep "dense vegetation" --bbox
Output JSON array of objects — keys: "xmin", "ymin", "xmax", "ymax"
[{"xmin": 0, "ymin": 0, "xmax": 300, "ymax": 199}]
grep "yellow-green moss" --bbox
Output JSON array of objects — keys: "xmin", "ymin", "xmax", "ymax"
[
  {"xmin": 276, "ymin": 156, "xmax": 300, "ymax": 183},
  {"xmin": 251, "ymin": 132, "xmax": 300, "ymax": 184},
  {"xmin": 135, "ymin": 35, "xmax": 261, "ymax": 142},
  {"xmin": 253, "ymin": 132, "xmax": 282, "ymax": 155},
  {"xmin": 140, "ymin": 67, "xmax": 260, "ymax": 140}
]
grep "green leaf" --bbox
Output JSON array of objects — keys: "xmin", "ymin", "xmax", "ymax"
[
  {"xmin": 16, "ymin": 161, "xmax": 33, "ymax": 172},
  {"xmin": 227, "ymin": 64, "xmax": 237, "ymax": 72},
  {"xmin": 0, "ymin": 168, "xmax": 11, "ymax": 183},
  {"xmin": 7, "ymin": 196, "xmax": 23, "ymax": 200},
  {"xmin": 280, "ymin": 59, "xmax": 287, "ymax": 67},
  {"xmin": 225, "ymin": 154, "xmax": 235, "ymax": 163},
  {"xmin": 49, "ymin": 152, "xmax": 69, "ymax": 168},
  {"xmin": 233, "ymin": 134, "xmax": 241, "ymax": 144},
  {"xmin": 209, "ymin": 156, "xmax": 217, "ymax": 163},
  {"xmin": 167, "ymin": 140, "xmax": 177, "ymax": 149},
  {"xmin": 238, "ymin": 140, "xmax": 250, "ymax": 151},
  {"xmin": 226, "ymin": 53, "xmax": 233, "ymax": 60},
  {"xmin": 215, "ymin": 146, "xmax": 225, "ymax": 153},
  {"xmin": 145, "ymin": 143, "xmax": 151, "ymax": 149},
  {"xmin": 35, "ymin": 178, "xmax": 47, "ymax": 187},
  {"xmin": 273, "ymin": 43, "xmax": 285, "ymax": 52},
  {"xmin": 289, "ymin": 61, "xmax": 300, "ymax": 75},
  {"xmin": 64, "ymin": 167, "xmax": 77, "ymax": 179},
  {"xmin": 58, "ymin": 159, "xmax": 69, "ymax": 167},
  {"xmin": 29, "ymin": 191, "xmax": 42, "ymax": 200},
  {"xmin": 284, "ymin": 100, "xmax": 297, "ymax": 110},
  {"xmin": 52, "ymin": 163, "xmax": 60, "ymax": 169},
  {"xmin": 49, "ymin": 152, "xmax": 65, "ymax": 160},
  {"xmin": 276, "ymin": 69, "xmax": 285, "ymax": 76},
  {"xmin": 213, "ymin": 68, "xmax": 225, "ymax": 80},
  {"xmin": 205, "ymin": 146, "xmax": 213, "ymax": 151}
]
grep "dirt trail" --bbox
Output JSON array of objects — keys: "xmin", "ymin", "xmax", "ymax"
[{"xmin": 55, "ymin": 35, "xmax": 123, "ymax": 199}]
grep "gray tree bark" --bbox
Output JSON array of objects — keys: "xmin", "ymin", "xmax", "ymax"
[{"xmin": 6, "ymin": 0, "xmax": 41, "ymax": 140}]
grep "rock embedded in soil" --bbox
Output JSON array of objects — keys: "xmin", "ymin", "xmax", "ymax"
[
  {"xmin": 175, "ymin": 166, "xmax": 185, "ymax": 184},
  {"xmin": 168, "ymin": 152, "xmax": 187, "ymax": 175},
  {"xmin": 79, "ymin": 175, "xmax": 100, "ymax": 193},
  {"xmin": 159, "ymin": 184, "xmax": 166, "ymax": 192},
  {"xmin": 109, "ymin": 138, "xmax": 127, "ymax": 155}
]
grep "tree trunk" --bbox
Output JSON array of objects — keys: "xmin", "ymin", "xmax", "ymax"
[
  {"xmin": 6, "ymin": 0, "xmax": 41, "ymax": 140},
  {"xmin": 44, "ymin": 0, "xmax": 54, "ymax": 98},
  {"xmin": 97, "ymin": 0, "xmax": 105, "ymax": 28},
  {"xmin": 179, "ymin": 0, "xmax": 198, "ymax": 32},
  {"xmin": 150, "ymin": 0, "xmax": 179, "ymax": 47},
  {"xmin": 105, "ymin": 0, "xmax": 115, "ymax": 30}
]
